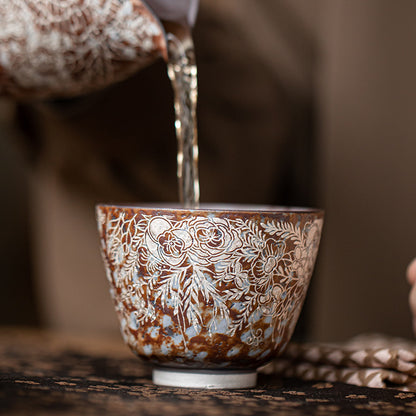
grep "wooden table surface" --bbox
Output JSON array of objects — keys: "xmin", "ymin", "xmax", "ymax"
[{"xmin": 1, "ymin": 328, "xmax": 415, "ymax": 416}]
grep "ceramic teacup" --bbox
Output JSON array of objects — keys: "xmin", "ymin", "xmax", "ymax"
[{"xmin": 96, "ymin": 204, "xmax": 323, "ymax": 388}]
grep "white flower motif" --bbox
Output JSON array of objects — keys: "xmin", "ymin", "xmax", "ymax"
[
  {"xmin": 231, "ymin": 263, "xmax": 251, "ymax": 291},
  {"xmin": 254, "ymin": 240, "xmax": 285, "ymax": 284},
  {"xmin": 189, "ymin": 217, "xmax": 243, "ymax": 264},
  {"xmin": 145, "ymin": 217, "xmax": 193, "ymax": 267},
  {"xmin": 291, "ymin": 245, "xmax": 307, "ymax": 277},
  {"xmin": 259, "ymin": 284, "xmax": 285, "ymax": 315},
  {"xmin": 291, "ymin": 221, "xmax": 322, "ymax": 280},
  {"xmin": 304, "ymin": 221, "xmax": 322, "ymax": 271}
]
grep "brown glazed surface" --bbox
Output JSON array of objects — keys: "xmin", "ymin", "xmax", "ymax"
[{"xmin": 96, "ymin": 205, "xmax": 323, "ymax": 371}]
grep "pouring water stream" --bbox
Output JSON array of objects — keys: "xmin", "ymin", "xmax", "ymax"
[
  {"xmin": 165, "ymin": 25, "xmax": 199, "ymax": 208},
  {"xmin": 147, "ymin": 0, "xmax": 200, "ymax": 208}
]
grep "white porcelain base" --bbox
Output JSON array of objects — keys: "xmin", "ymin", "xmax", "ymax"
[{"xmin": 152, "ymin": 368, "xmax": 258, "ymax": 389}]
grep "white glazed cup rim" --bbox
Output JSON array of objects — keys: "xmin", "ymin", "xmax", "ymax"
[{"xmin": 96, "ymin": 203, "xmax": 324, "ymax": 215}]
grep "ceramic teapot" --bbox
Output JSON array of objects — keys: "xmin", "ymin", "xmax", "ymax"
[{"xmin": 0, "ymin": 0, "xmax": 198, "ymax": 99}]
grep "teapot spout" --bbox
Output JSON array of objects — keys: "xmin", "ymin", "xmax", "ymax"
[{"xmin": 144, "ymin": 0, "xmax": 199, "ymax": 27}]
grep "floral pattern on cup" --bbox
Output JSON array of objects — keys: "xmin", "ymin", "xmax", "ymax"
[{"xmin": 97, "ymin": 206, "xmax": 323, "ymax": 367}]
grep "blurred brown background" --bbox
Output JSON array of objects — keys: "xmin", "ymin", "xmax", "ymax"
[{"xmin": 0, "ymin": 0, "xmax": 415, "ymax": 341}]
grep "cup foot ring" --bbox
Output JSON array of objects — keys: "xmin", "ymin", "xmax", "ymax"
[{"xmin": 152, "ymin": 368, "xmax": 258, "ymax": 389}]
